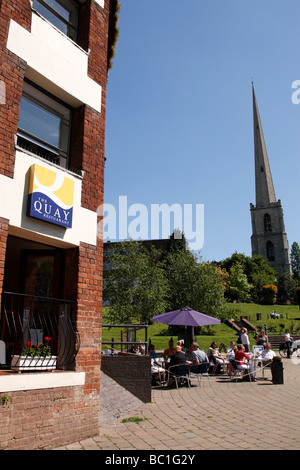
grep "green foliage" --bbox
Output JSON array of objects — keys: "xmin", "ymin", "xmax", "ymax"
[
  {"xmin": 226, "ymin": 262, "xmax": 252, "ymax": 301},
  {"xmin": 291, "ymin": 241, "xmax": 300, "ymax": 280},
  {"xmin": 164, "ymin": 249, "xmax": 226, "ymax": 318},
  {"xmin": 261, "ymin": 284, "xmax": 278, "ymax": 304},
  {"xmin": 277, "ymin": 269, "xmax": 296, "ymax": 304},
  {"xmin": 104, "ymin": 236, "xmax": 225, "ymax": 325},
  {"xmin": 296, "ymin": 287, "xmax": 300, "ymax": 308},
  {"xmin": 103, "ymin": 240, "xmax": 168, "ymax": 324},
  {"xmin": 107, "ymin": 0, "xmax": 121, "ymax": 70},
  {"xmin": 22, "ymin": 337, "xmax": 52, "ymax": 357},
  {"xmin": 220, "ymin": 252, "xmax": 276, "ymax": 302},
  {"xmin": 0, "ymin": 396, "xmax": 9, "ymax": 406}
]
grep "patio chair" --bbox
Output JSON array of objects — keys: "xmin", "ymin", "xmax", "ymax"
[
  {"xmin": 252, "ymin": 345, "xmax": 264, "ymax": 376},
  {"xmin": 229, "ymin": 358, "xmax": 252, "ymax": 382},
  {"xmin": 191, "ymin": 362, "xmax": 211, "ymax": 387},
  {"xmin": 210, "ymin": 355, "xmax": 227, "ymax": 375},
  {"xmin": 168, "ymin": 364, "xmax": 191, "ymax": 389}
]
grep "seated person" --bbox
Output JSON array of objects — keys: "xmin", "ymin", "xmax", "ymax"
[
  {"xmin": 188, "ymin": 342, "xmax": 209, "ymax": 372},
  {"xmin": 208, "ymin": 341, "xmax": 232, "ymax": 373},
  {"xmin": 137, "ymin": 342, "xmax": 145, "ymax": 355},
  {"xmin": 227, "ymin": 341, "xmax": 237, "ymax": 358},
  {"xmin": 257, "ymin": 342, "xmax": 276, "ymax": 366},
  {"xmin": 163, "ymin": 338, "xmax": 176, "ymax": 360},
  {"xmin": 128, "ymin": 344, "xmax": 138, "ymax": 354},
  {"xmin": 168, "ymin": 345, "xmax": 188, "ymax": 385},
  {"xmin": 208, "ymin": 341, "xmax": 224, "ymax": 364},
  {"xmin": 234, "ymin": 344, "xmax": 256, "ymax": 380},
  {"xmin": 148, "ymin": 344, "xmax": 157, "ymax": 359},
  {"xmin": 177, "ymin": 339, "xmax": 185, "ymax": 352},
  {"xmin": 151, "ymin": 358, "xmax": 165, "ymax": 384}
]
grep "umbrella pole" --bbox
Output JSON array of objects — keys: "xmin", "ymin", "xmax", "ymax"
[{"xmin": 192, "ymin": 326, "xmax": 195, "ymax": 342}]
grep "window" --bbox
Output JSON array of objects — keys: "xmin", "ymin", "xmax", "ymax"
[
  {"xmin": 17, "ymin": 81, "xmax": 71, "ymax": 169},
  {"xmin": 266, "ymin": 241, "xmax": 275, "ymax": 262},
  {"xmin": 32, "ymin": 0, "xmax": 79, "ymax": 42},
  {"xmin": 264, "ymin": 213, "xmax": 272, "ymax": 232}
]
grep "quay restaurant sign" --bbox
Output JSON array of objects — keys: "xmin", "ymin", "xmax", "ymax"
[{"xmin": 27, "ymin": 164, "xmax": 74, "ymax": 228}]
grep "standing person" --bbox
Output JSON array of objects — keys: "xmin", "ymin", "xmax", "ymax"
[
  {"xmin": 284, "ymin": 329, "xmax": 293, "ymax": 359},
  {"xmin": 241, "ymin": 328, "xmax": 250, "ymax": 353}
]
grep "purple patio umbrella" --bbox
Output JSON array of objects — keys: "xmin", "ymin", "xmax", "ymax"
[
  {"xmin": 151, "ymin": 306, "xmax": 220, "ymax": 327},
  {"xmin": 151, "ymin": 306, "xmax": 221, "ymax": 345}
]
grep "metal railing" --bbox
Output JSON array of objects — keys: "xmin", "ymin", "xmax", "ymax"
[
  {"xmin": 0, "ymin": 292, "xmax": 80, "ymax": 370},
  {"xmin": 102, "ymin": 324, "xmax": 149, "ymax": 355}
]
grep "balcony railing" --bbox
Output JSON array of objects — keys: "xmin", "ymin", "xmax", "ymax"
[{"xmin": 0, "ymin": 292, "xmax": 80, "ymax": 370}]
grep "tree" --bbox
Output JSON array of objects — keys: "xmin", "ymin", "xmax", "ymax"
[
  {"xmin": 103, "ymin": 240, "xmax": 168, "ymax": 324},
  {"xmin": 276, "ymin": 269, "xmax": 296, "ymax": 304},
  {"xmin": 165, "ymin": 249, "xmax": 226, "ymax": 318},
  {"xmin": 220, "ymin": 252, "xmax": 276, "ymax": 301},
  {"xmin": 296, "ymin": 287, "xmax": 300, "ymax": 309},
  {"xmin": 291, "ymin": 241, "xmax": 300, "ymax": 280},
  {"xmin": 227, "ymin": 262, "xmax": 252, "ymax": 301}
]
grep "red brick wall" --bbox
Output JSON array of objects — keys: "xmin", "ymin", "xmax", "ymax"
[
  {"xmin": 0, "ymin": 386, "xmax": 100, "ymax": 450},
  {"xmin": 0, "ymin": 0, "xmax": 31, "ymax": 178}
]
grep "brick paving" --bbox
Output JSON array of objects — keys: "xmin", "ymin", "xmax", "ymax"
[{"xmin": 55, "ymin": 358, "xmax": 300, "ymax": 450}]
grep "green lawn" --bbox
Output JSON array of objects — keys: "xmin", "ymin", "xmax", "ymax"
[{"xmin": 102, "ymin": 303, "xmax": 300, "ymax": 353}]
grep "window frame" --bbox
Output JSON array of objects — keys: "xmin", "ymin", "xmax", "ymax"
[
  {"xmin": 264, "ymin": 213, "xmax": 272, "ymax": 232},
  {"xmin": 17, "ymin": 80, "xmax": 72, "ymax": 169},
  {"xmin": 266, "ymin": 241, "xmax": 275, "ymax": 262},
  {"xmin": 32, "ymin": 0, "xmax": 80, "ymax": 42}
]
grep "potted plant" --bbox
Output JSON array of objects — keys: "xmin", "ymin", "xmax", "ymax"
[{"xmin": 11, "ymin": 337, "xmax": 57, "ymax": 372}]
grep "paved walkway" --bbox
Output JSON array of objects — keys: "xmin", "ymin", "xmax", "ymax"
[{"xmin": 55, "ymin": 358, "xmax": 300, "ymax": 451}]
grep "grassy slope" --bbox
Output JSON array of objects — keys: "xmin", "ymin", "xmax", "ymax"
[{"xmin": 102, "ymin": 303, "xmax": 300, "ymax": 353}]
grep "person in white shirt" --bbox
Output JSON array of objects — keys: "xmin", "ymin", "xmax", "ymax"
[
  {"xmin": 259, "ymin": 343, "xmax": 276, "ymax": 366},
  {"xmin": 241, "ymin": 328, "xmax": 250, "ymax": 353},
  {"xmin": 284, "ymin": 329, "xmax": 293, "ymax": 358}
]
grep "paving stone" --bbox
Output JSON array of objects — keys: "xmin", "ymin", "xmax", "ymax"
[{"xmin": 54, "ymin": 359, "xmax": 300, "ymax": 451}]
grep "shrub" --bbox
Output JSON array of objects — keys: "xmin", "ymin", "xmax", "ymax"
[{"xmin": 261, "ymin": 284, "xmax": 278, "ymax": 304}]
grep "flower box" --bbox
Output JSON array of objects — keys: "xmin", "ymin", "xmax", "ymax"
[{"xmin": 11, "ymin": 355, "xmax": 57, "ymax": 372}]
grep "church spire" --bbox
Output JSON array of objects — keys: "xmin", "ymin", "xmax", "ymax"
[{"xmin": 252, "ymin": 83, "xmax": 276, "ymax": 207}]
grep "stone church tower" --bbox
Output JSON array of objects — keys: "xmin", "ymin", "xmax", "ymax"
[{"xmin": 250, "ymin": 85, "xmax": 291, "ymax": 274}]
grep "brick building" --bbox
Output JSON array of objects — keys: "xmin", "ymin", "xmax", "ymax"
[{"xmin": 0, "ymin": 0, "xmax": 118, "ymax": 449}]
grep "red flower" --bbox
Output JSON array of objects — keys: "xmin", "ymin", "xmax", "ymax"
[
  {"xmin": 26, "ymin": 341, "xmax": 32, "ymax": 347},
  {"xmin": 44, "ymin": 337, "xmax": 51, "ymax": 342}
]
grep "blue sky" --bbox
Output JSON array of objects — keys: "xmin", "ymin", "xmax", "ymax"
[{"xmin": 104, "ymin": 0, "xmax": 300, "ymax": 262}]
